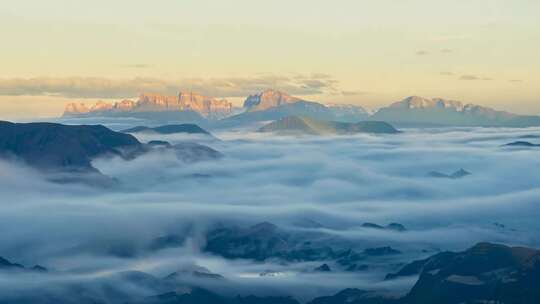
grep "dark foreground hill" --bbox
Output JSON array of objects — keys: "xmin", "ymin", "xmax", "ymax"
[
  {"xmin": 1, "ymin": 241, "xmax": 538, "ymax": 304},
  {"xmin": 121, "ymin": 124, "xmax": 211, "ymax": 136},
  {"xmin": 0, "ymin": 120, "xmax": 142, "ymax": 172},
  {"xmin": 0, "ymin": 121, "xmax": 222, "ymax": 185}
]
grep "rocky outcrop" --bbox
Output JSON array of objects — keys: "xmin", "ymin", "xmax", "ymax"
[
  {"xmin": 403, "ymin": 242, "xmax": 540, "ymax": 304},
  {"xmin": 178, "ymin": 92, "xmax": 232, "ymax": 118},
  {"xmin": 244, "ymin": 89, "xmax": 303, "ymax": 112},
  {"xmin": 371, "ymin": 96, "xmax": 540, "ymax": 127},
  {"xmin": 0, "ymin": 120, "xmax": 142, "ymax": 172},
  {"xmin": 63, "ymin": 92, "xmax": 233, "ymax": 119}
]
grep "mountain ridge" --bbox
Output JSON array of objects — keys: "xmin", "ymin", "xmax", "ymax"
[
  {"xmin": 63, "ymin": 92, "xmax": 233, "ymax": 119},
  {"xmin": 258, "ymin": 116, "xmax": 399, "ymax": 135},
  {"xmin": 372, "ymin": 95, "xmax": 540, "ymax": 127},
  {"xmin": 61, "ymin": 90, "xmax": 540, "ymax": 127}
]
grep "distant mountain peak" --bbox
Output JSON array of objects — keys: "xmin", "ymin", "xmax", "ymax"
[
  {"xmin": 243, "ymin": 89, "xmax": 303, "ymax": 112},
  {"xmin": 63, "ymin": 91, "xmax": 233, "ymax": 119},
  {"xmin": 373, "ymin": 95, "xmax": 530, "ymax": 127},
  {"xmin": 392, "ymin": 96, "xmax": 466, "ymax": 111}
]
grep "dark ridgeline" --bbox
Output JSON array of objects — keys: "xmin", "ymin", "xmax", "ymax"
[
  {"xmin": 0, "ymin": 120, "xmax": 141, "ymax": 172},
  {"xmin": 121, "ymin": 124, "xmax": 211, "ymax": 135},
  {"xmin": 0, "ymin": 121, "xmax": 222, "ymax": 186},
  {"xmin": 1, "ymin": 219, "xmax": 540, "ymax": 303}
]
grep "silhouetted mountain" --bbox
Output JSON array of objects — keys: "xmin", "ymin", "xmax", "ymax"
[
  {"xmin": 361, "ymin": 223, "xmax": 407, "ymax": 232},
  {"xmin": 403, "ymin": 242, "xmax": 540, "ymax": 304},
  {"xmin": 0, "ymin": 121, "xmax": 222, "ymax": 186},
  {"xmin": 0, "ymin": 256, "xmax": 24, "ymax": 270},
  {"xmin": 314, "ymin": 264, "xmax": 332, "ymax": 272},
  {"xmin": 200, "ymin": 222, "xmax": 402, "ymax": 272},
  {"xmin": 258, "ymin": 116, "xmax": 399, "ymax": 135},
  {"xmin": 428, "ymin": 169, "xmax": 471, "ymax": 179},
  {"xmin": 0, "ymin": 121, "xmax": 142, "ymax": 173},
  {"xmin": 0, "ymin": 256, "xmax": 47, "ymax": 272},
  {"xmin": 121, "ymin": 124, "xmax": 211, "ymax": 135},
  {"xmin": 164, "ymin": 265, "xmax": 225, "ymax": 282},
  {"xmin": 316, "ymin": 242, "xmax": 540, "ymax": 304},
  {"xmin": 371, "ymin": 96, "xmax": 540, "ymax": 127},
  {"xmin": 503, "ymin": 141, "xmax": 540, "ymax": 147},
  {"xmin": 385, "ymin": 258, "xmax": 429, "ymax": 280}
]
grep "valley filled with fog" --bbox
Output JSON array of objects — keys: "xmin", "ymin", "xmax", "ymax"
[{"xmin": 1, "ymin": 122, "xmax": 539, "ymax": 303}]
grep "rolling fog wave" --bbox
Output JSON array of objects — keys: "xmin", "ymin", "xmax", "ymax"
[{"xmin": 1, "ymin": 126, "xmax": 540, "ymax": 301}]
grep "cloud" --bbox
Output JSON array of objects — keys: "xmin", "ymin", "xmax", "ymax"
[
  {"xmin": 440, "ymin": 72, "xmax": 454, "ymax": 76},
  {"xmin": 118, "ymin": 64, "xmax": 152, "ymax": 69},
  {"xmin": 459, "ymin": 75, "xmax": 493, "ymax": 81},
  {"xmin": 440, "ymin": 49, "xmax": 453, "ymax": 53},
  {"xmin": 416, "ymin": 50, "xmax": 428, "ymax": 56},
  {"xmin": 2, "ymin": 126, "xmax": 540, "ymax": 301},
  {"xmin": 460, "ymin": 75, "xmax": 480, "ymax": 80},
  {"xmin": 0, "ymin": 75, "xmax": 340, "ymax": 99},
  {"xmin": 341, "ymin": 90, "xmax": 368, "ymax": 96},
  {"xmin": 509, "ymin": 79, "xmax": 523, "ymax": 83}
]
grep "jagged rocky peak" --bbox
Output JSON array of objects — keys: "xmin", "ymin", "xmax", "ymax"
[
  {"xmin": 90, "ymin": 100, "xmax": 114, "ymax": 112},
  {"xmin": 63, "ymin": 91, "xmax": 233, "ymax": 118},
  {"xmin": 137, "ymin": 93, "xmax": 178, "ymax": 108},
  {"xmin": 114, "ymin": 99, "xmax": 136, "ymax": 110},
  {"xmin": 178, "ymin": 91, "xmax": 232, "ymax": 117},
  {"xmin": 390, "ymin": 96, "xmax": 466, "ymax": 111},
  {"xmin": 244, "ymin": 89, "xmax": 303, "ymax": 112},
  {"xmin": 64, "ymin": 102, "xmax": 90, "ymax": 115}
]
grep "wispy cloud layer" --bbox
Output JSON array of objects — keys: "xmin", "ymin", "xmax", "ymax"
[
  {"xmin": 0, "ymin": 75, "xmax": 339, "ymax": 99},
  {"xmin": 1, "ymin": 126, "xmax": 540, "ymax": 300}
]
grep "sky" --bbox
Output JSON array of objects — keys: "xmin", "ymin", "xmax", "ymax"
[{"xmin": 1, "ymin": 0, "xmax": 539, "ymax": 119}]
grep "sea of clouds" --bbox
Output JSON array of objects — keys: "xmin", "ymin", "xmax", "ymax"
[{"xmin": 1, "ymin": 125, "xmax": 540, "ymax": 301}]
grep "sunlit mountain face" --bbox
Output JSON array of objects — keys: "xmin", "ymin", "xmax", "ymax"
[{"xmin": 1, "ymin": 1, "xmax": 540, "ymax": 303}]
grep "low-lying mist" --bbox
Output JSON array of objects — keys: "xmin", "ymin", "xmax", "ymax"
[{"xmin": 1, "ymin": 125, "xmax": 540, "ymax": 302}]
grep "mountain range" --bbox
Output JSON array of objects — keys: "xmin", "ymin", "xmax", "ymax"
[
  {"xmin": 62, "ymin": 90, "xmax": 540, "ymax": 128},
  {"xmin": 63, "ymin": 92, "xmax": 233, "ymax": 120},
  {"xmin": 222, "ymin": 89, "xmax": 369, "ymax": 125},
  {"xmin": 371, "ymin": 96, "xmax": 540, "ymax": 127}
]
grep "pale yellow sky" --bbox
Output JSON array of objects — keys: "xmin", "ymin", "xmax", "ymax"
[{"xmin": 1, "ymin": 0, "xmax": 539, "ymax": 119}]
